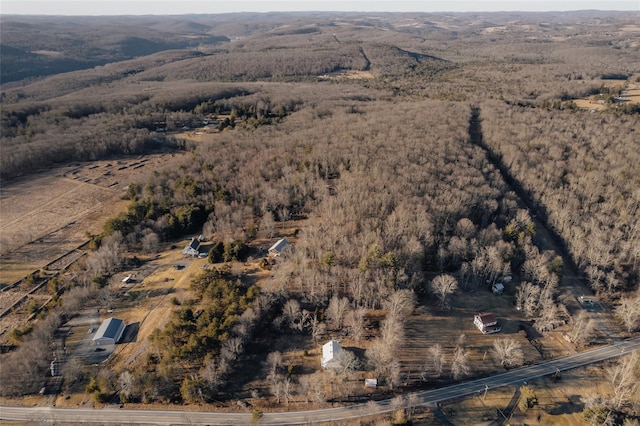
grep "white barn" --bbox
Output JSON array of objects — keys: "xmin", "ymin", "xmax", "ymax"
[
  {"xmin": 321, "ymin": 340, "xmax": 342, "ymax": 369},
  {"xmin": 93, "ymin": 317, "xmax": 125, "ymax": 346}
]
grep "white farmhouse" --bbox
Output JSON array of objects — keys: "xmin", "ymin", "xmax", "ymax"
[
  {"xmin": 182, "ymin": 238, "xmax": 200, "ymax": 257},
  {"xmin": 321, "ymin": 340, "xmax": 342, "ymax": 369},
  {"xmin": 473, "ymin": 312, "xmax": 501, "ymax": 334}
]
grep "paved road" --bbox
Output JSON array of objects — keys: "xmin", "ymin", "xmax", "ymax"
[{"xmin": 2, "ymin": 338, "xmax": 639, "ymax": 425}]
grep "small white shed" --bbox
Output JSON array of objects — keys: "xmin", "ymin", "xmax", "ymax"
[{"xmin": 364, "ymin": 378, "xmax": 378, "ymax": 388}]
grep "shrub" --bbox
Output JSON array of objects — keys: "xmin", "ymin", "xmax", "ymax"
[{"xmin": 518, "ymin": 385, "xmax": 538, "ymax": 412}]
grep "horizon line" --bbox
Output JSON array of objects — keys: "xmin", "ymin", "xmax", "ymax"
[{"xmin": 2, "ymin": 8, "xmax": 639, "ymax": 17}]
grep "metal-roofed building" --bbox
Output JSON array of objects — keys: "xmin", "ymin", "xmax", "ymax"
[
  {"xmin": 268, "ymin": 238, "xmax": 290, "ymax": 257},
  {"xmin": 92, "ymin": 317, "xmax": 125, "ymax": 346}
]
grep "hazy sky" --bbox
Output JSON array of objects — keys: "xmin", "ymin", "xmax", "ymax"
[{"xmin": 2, "ymin": 0, "xmax": 639, "ymax": 15}]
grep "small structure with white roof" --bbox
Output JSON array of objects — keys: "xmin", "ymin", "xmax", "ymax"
[{"xmin": 321, "ymin": 340, "xmax": 342, "ymax": 369}]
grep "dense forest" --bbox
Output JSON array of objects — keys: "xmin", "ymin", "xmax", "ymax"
[{"xmin": 1, "ymin": 10, "xmax": 639, "ymax": 423}]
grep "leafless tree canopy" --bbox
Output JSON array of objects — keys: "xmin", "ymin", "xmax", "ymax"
[
  {"xmin": 1, "ymin": 10, "xmax": 638, "ymax": 403},
  {"xmin": 491, "ymin": 338, "xmax": 525, "ymax": 368}
]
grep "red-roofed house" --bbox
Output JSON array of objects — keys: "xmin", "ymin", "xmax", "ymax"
[{"xmin": 474, "ymin": 312, "xmax": 501, "ymax": 334}]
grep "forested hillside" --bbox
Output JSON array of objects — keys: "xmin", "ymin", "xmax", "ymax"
[{"xmin": 1, "ymin": 10, "xmax": 639, "ymax": 423}]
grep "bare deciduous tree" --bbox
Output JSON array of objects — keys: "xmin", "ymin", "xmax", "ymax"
[
  {"xmin": 615, "ymin": 295, "xmax": 640, "ymax": 333},
  {"xmin": 516, "ymin": 282, "xmax": 540, "ymax": 318},
  {"xmin": 427, "ymin": 343, "xmax": 445, "ymax": 378},
  {"xmin": 282, "ymin": 299, "xmax": 302, "ymax": 330},
  {"xmin": 383, "ymin": 289, "xmax": 416, "ymax": 320},
  {"xmin": 366, "ymin": 339, "xmax": 393, "ymax": 379},
  {"xmin": 534, "ymin": 295, "xmax": 568, "ymax": 333},
  {"xmin": 119, "ymin": 370, "xmax": 135, "ymax": 402},
  {"xmin": 608, "ymin": 351, "xmax": 639, "ymax": 410},
  {"xmin": 265, "ymin": 351, "xmax": 283, "ymax": 377},
  {"xmin": 141, "ymin": 231, "xmax": 160, "ymax": 253},
  {"xmin": 407, "ymin": 393, "xmax": 420, "ymax": 420},
  {"xmin": 451, "ymin": 335, "xmax": 470, "ymax": 380},
  {"xmin": 270, "ymin": 377, "xmax": 284, "ymax": 404},
  {"xmin": 200, "ymin": 357, "xmax": 224, "ymax": 392},
  {"xmin": 336, "ymin": 349, "xmax": 360, "ymax": 376},
  {"xmin": 299, "ymin": 373, "xmax": 327, "ymax": 403},
  {"xmin": 86, "ymin": 231, "xmax": 125, "ymax": 276},
  {"xmin": 220, "ymin": 337, "xmax": 243, "ymax": 363},
  {"xmin": 491, "ymin": 338, "xmax": 524, "ymax": 368},
  {"xmin": 429, "ymin": 274, "xmax": 458, "ymax": 308},
  {"xmin": 380, "ymin": 315, "xmax": 404, "ymax": 349},
  {"xmin": 260, "ymin": 211, "xmax": 277, "ymax": 239},
  {"xmin": 347, "ymin": 307, "xmax": 367, "ymax": 341},
  {"xmin": 568, "ymin": 311, "xmax": 597, "ymax": 348},
  {"xmin": 310, "ymin": 314, "xmax": 327, "ymax": 341},
  {"xmin": 326, "ymin": 295, "xmax": 350, "ymax": 330},
  {"xmin": 282, "ymin": 376, "xmax": 294, "ymax": 405}
]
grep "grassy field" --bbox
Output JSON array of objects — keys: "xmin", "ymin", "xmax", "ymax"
[{"xmin": 437, "ymin": 364, "xmax": 621, "ymax": 426}]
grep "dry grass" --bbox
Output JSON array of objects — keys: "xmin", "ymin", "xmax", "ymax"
[
  {"xmin": 570, "ymin": 81, "xmax": 639, "ymax": 112},
  {"xmin": 321, "ymin": 70, "xmax": 375, "ymax": 80},
  {"xmin": 0, "ymin": 155, "xmax": 178, "ymax": 284},
  {"xmin": 622, "ymin": 83, "xmax": 640, "ymax": 103},
  {"xmin": 440, "ymin": 364, "xmax": 618, "ymax": 426},
  {"xmin": 402, "ymin": 290, "xmax": 573, "ymax": 385},
  {"xmin": 572, "ymin": 99, "xmax": 607, "ymax": 111},
  {"xmin": 109, "ymin": 248, "xmax": 208, "ymax": 372}
]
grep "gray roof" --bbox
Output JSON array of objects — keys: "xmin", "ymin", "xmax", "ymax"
[
  {"xmin": 93, "ymin": 317, "xmax": 124, "ymax": 341},
  {"xmin": 268, "ymin": 238, "xmax": 290, "ymax": 253},
  {"xmin": 187, "ymin": 238, "xmax": 200, "ymax": 250}
]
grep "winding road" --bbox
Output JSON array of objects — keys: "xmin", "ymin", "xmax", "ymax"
[{"xmin": 2, "ymin": 338, "xmax": 639, "ymax": 425}]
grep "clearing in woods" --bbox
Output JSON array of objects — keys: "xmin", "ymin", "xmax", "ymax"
[
  {"xmin": 570, "ymin": 80, "xmax": 640, "ymax": 111},
  {"xmin": 0, "ymin": 154, "xmax": 181, "ymax": 286}
]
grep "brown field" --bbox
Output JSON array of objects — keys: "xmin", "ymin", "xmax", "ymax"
[
  {"xmin": 572, "ymin": 99, "xmax": 607, "ymax": 111},
  {"xmin": 321, "ymin": 70, "xmax": 376, "ymax": 80},
  {"xmin": 571, "ymin": 81, "xmax": 640, "ymax": 112},
  {"xmin": 111, "ymin": 250, "xmax": 212, "ymax": 372},
  {"xmin": 622, "ymin": 83, "xmax": 640, "ymax": 103},
  {"xmin": 437, "ymin": 363, "xmax": 623, "ymax": 426},
  {"xmin": 0, "ymin": 154, "xmax": 181, "ymax": 285},
  {"xmin": 403, "ymin": 291, "xmax": 575, "ymax": 386},
  {"xmin": 619, "ymin": 25, "xmax": 640, "ymax": 32},
  {"xmin": 0, "ymin": 153, "xmax": 185, "ymax": 346}
]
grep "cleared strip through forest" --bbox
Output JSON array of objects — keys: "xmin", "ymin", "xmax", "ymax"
[{"xmin": 468, "ymin": 107, "xmax": 589, "ymax": 293}]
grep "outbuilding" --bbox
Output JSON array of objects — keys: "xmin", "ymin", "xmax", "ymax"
[
  {"xmin": 268, "ymin": 238, "xmax": 290, "ymax": 257},
  {"xmin": 364, "ymin": 378, "xmax": 378, "ymax": 388},
  {"xmin": 93, "ymin": 317, "xmax": 125, "ymax": 346}
]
